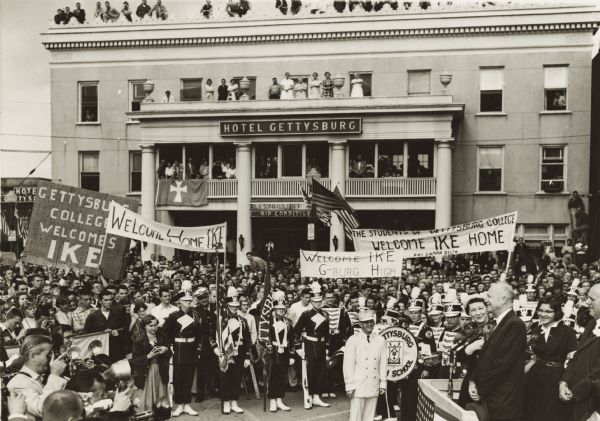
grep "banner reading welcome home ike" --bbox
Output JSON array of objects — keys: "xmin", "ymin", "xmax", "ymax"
[
  {"xmin": 300, "ymin": 250, "xmax": 403, "ymax": 278},
  {"xmin": 352, "ymin": 212, "xmax": 517, "ymax": 258},
  {"xmin": 106, "ymin": 202, "xmax": 225, "ymax": 252}
]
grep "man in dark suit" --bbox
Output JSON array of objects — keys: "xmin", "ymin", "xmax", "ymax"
[
  {"xmin": 470, "ymin": 282, "xmax": 527, "ymax": 421},
  {"xmin": 83, "ymin": 291, "xmax": 129, "ymax": 363},
  {"xmin": 560, "ymin": 283, "xmax": 600, "ymax": 421}
]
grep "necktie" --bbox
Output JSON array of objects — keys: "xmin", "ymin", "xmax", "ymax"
[{"xmin": 367, "ymin": 335, "xmax": 370, "ymax": 343}]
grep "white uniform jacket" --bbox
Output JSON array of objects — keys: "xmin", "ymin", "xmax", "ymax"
[{"xmin": 343, "ymin": 330, "xmax": 387, "ymax": 398}]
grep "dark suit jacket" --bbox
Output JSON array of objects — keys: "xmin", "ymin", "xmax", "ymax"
[
  {"xmin": 83, "ymin": 307, "xmax": 130, "ymax": 362},
  {"xmin": 562, "ymin": 320, "xmax": 600, "ymax": 421},
  {"xmin": 472, "ymin": 310, "xmax": 527, "ymax": 420},
  {"xmin": 131, "ymin": 332, "xmax": 171, "ymax": 389}
]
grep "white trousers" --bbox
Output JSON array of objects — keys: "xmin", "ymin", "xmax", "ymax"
[{"xmin": 349, "ymin": 396, "xmax": 377, "ymax": 421}]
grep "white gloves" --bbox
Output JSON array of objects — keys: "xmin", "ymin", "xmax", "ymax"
[
  {"xmin": 289, "ymin": 358, "xmax": 295, "ymax": 366},
  {"xmin": 244, "ymin": 359, "xmax": 251, "ymax": 368}
]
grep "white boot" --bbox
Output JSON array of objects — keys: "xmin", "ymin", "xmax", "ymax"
[
  {"xmin": 270, "ymin": 399, "xmax": 278, "ymax": 412},
  {"xmin": 183, "ymin": 404, "xmax": 198, "ymax": 416},
  {"xmin": 277, "ymin": 398, "xmax": 290, "ymax": 411},
  {"xmin": 231, "ymin": 401, "xmax": 244, "ymax": 413},
  {"xmin": 172, "ymin": 404, "xmax": 184, "ymax": 417},
  {"xmin": 223, "ymin": 401, "xmax": 231, "ymax": 414},
  {"xmin": 312, "ymin": 394, "xmax": 330, "ymax": 407}
]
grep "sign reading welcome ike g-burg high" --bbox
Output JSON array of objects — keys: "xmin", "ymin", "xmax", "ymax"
[{"xmin": 24, "ymin": 182, "xmax": 138, "ymax": 279}]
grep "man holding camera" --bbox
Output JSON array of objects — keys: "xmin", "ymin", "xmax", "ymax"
[{"xmin": 6, "ymin": 335, "xmax": 68, "ymax": 419}]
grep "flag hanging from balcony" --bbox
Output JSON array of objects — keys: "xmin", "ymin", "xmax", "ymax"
[
  {"xmin": 1, "ymin": 212, "xmax": 10, "ymax": 237},
  {"xmin": 156, "ymin": 179, "xmax": 208, "ymax": 207},
  {"xmin": 332, "ymin": 186, "xmax": 360, "ymax": 240},
  {"xmin": 300, "ymin": 185, "xmax": 331, "ymax": 227},
  {"xmin": 311, "ymin": 178, "xmax": 354, "ymax": 212}
]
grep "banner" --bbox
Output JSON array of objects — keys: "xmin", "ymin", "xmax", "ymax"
[
  {"xmin": 107, "ymin": 201, "xmax": 226, "ymax": 252},
  {"xmin": 299, "ymin": 249, "xmax": 402, "ymax": 278},
  {"xmin": 156, "ymin": 179, "xmax": 208, "ymax": 207},
  {"xmin": 72, "ymin": 331, "xmax": 110, "ymax": 358},
  {"xmin": 352, "ymin": 212, "xmax": 517, "ymax": 258},
  {"xmin": 24, "ymin": 182, "xmax": 138, "ymax": 279}
]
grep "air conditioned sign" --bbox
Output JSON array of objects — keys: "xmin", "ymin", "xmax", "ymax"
[{"xmin": 220, "ymin": 118, "xmax": 362, "ymax": 136}]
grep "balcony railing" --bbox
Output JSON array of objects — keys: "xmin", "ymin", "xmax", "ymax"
[
  {"xmin": 345, "ymin": 177, "xmax": 436, "ymax": 197},
  {"xmin": 205, "ymin": 177, "xmax": 435, "ymax": 199}
]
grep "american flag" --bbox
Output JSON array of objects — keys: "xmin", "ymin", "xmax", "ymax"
[
  {"xmin": 416, "ymin": 386, "xmax": 436, "ymax": 421},
  {"xmin": 1, "ymin": 213, "xmax": 10, "ymax": 237},
  {"xmin": 311, "ymin": 178, "xmax": 354, "ymax": 212},
  {"xmin": 331, "ymin": 186, "xmax": 360, "ymax": 240},
  {"xmin": 17, "ymin": 217, "xmax": 28, "ymax": 241},
  {"xmin": 300, "ymin": 185, "xmax": 331, "ymax": 227}
]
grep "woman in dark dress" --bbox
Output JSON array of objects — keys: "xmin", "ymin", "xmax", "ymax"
[
  {"xmin": 454, "ymin": 297, "xmax": 494, "ymax": 407},
  {"xmin": 524, "ymin": 296, "xmax": 577, "ymax": 421},
  {"xmin": 131, "ymin": 315, "xmax": 172, "ymax": 411}
]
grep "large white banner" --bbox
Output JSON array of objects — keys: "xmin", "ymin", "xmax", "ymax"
[
  {"xmin": 352, "ymin": 212, "xmax": 517, "ymax": 258},
  {"xmin": 106, "ymin": 202, "xmax": 226, "ymax": 252},
  {"xmin": 300, "ymin": 250, "xmax": 403, "ymax": 278}
]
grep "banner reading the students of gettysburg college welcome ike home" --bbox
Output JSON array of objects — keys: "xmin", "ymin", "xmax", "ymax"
[
  {"xmin": 352, "ymin": 212, "xmax": 517, "ymax": 258},
  {"xmin": 106, "ymin": 202, "xmax": 226, "ymax": 252},
  {"xmin": 300, "ymin": 250, "xmax": 403, "ymax": 279}
]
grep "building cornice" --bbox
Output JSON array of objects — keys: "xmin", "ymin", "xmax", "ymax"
[{"xmin": 42, "ymin": 21, "xmax": 598, "ymax": 51}]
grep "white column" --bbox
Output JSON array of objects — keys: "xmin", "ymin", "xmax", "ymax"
[
  {"xmin": 329, "ymin": 141, "xmax": 346, "ymax": 251},
  {"xmin": 140, "ymin": 143, "xmax": 156, "ymax": 260},
  {"xmin": 434, "ymin": 138, "xmax": 453, "ymax": 228},
  {"xmin": 236, "ymin": 142, "xmax": 252, "ymax": 265}
]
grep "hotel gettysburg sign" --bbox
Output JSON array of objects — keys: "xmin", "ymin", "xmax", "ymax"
[{"xmin": 220, "ymin": 118, "xmax": 362, "ymax": 136}]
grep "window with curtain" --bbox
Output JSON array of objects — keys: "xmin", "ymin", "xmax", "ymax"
[
  {"xmin": 80, "ymin": 151, "xmax": 100, "ymax": 191},
  {"xmin": 544, "ymin": 66, "xmax": 568, "ymax": 111},
  {"xmin": 478, "ymin": 147, "xmax": 503, "ymax": 191},
  {"xmin": 480, "ymin": 68, "xmax": 504, "ymax": 112},
  {"xmin": 408, "ymin": 70, "xmax": 431, "ymax": 95}
]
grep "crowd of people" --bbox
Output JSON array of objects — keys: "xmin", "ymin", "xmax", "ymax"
[
  {"xmin": 54, "ymin": 0, "xmax": 167, "ymax": 24},
  {"xmin": 156, "ymin": 157, "xmax": 236, "ymax": 181},
  {"xmin": 1, "ymin": 234, "xmax": 599, "ymax": 420}
]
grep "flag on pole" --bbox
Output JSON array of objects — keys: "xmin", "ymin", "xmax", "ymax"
[
  {"xmin": 331, "ymin": 186, "xmax": 360, "ymax": 240},
  {"xmin": 311, "ymin": 178, "xmax": 354, "ymax": 212},
  {"xmin": 257, "ymin": 263, "xmax": 273, "ymax": 345},
  {"xmin": 17, "ymin": 217, "xmax": 28, "ymax": 241},
  {"xmin": 1, "ymin": 213, "xmax": 10, "ymax": 237},
  {"xmin": 300, "ymin": 185, "xmax": 331, "ymax": 227}
]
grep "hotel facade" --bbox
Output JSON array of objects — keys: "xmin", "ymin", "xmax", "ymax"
[{"xmin": 43, "ymin": 1, "xmax": 600, "ymax": 265}]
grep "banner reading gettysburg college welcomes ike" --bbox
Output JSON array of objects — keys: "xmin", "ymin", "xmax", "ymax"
[
  {"xmin": 352, "ymin": 212, "xmax": 517, "ymax": 258},
  {"xmin": 106, "ymin": 202, "xmax": 226, "ymax": 252},
  {"xmin": 300, "ymin": 250, "xmax": 403, "ymax": 278},
  {"xmin": 24, "ymin": 182, "xmax": 138, "ymax": 278}
]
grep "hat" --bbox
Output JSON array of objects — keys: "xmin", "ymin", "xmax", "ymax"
[
  {"xmin": 226, "ymin": 286, "xmax": 240, "ymax": 306},
  {"xmin": 386, "ymin": 308, "xmax": 400, "ymax": 318},
  {"xmin": 525, "ymin": 284, "xmax": 536, "ymax": 294},
  {"xmin": 309, "ymin": 281, "xmax": 323, "ymax": 302},
  {"xmin": 517, "ymin": 308, "xmax": 534, "ymax": 322},
  {"xmin": 408, "ymin": 298, "xmax": 424, "ymax": 312},
  {"xmin": 357, "ymin": 309, "xmax": 376, "ymax": 322},
  {"xmin": 428, "ymin": 303, "xmax": 444, "ymax": 316},
  {"xmin": 181, "ymin": 280, "xmax": 193, "ymax": 293},
  {"xmin": 194, "ymin": 287, "xmax": 209, "ymax": 297},
  {"xmin": 272, "ymin": 290, "xmax": 286, "ymax": 309},
  {"xmin": 173, "ymin": 291, "xmax": 193, "ymax": 302},
  {"xmin": 444, "ymin": 303, "xmax": 462, "ymax": 317}
]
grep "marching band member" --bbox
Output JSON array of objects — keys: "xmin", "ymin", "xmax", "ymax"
[
  {"xmin": 401, "ymin": 296, "xmax": 437, "ymax": 421},
  {"xmin": 343, "ymin": 308, "xmax": 387, "ymax": 421},
  {"xmin": 215, "ymin": 286, "xmax": 251, "ymax": 415},
  {"xmin": 295, "ymin": 281, "xmax": 331, "ymax": 409},
  {"xmin": 266, "ymin": 290, "xmax": 294, "ymax": 412},
  {"xmin": 192, "ymin": 287, "xmax": 217, "ymax": 402},
  {"xmin": 162, "ymin": 290, "xmax": 199, "ymax": 417},
  {"xmin": 322, "ymin": 289, "xmax": 352, "ymax": 399},
  {"xmin": 428, "ymin": 303, "xmax": 445, "ymax": 349}
]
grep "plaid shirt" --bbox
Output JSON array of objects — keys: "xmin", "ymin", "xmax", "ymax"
[{"xmin": 72, "ymin": 307, "xmax": 92, "ymax": 333}]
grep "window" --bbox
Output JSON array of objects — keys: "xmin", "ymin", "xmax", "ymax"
[
  {"xmin": 541, "ymin": 146, "xmax": 565, "ymax": 193},
  {"xmin": 79, "ymin": 82, "xmax": 98, "ymax": 122},
  {"xmin": 130, "ymin": 151, "xmax": 142, "ymax": 192},
  {"xmin": 544, "ymin": 66, "xmax": 568, "ymax": 111},
  {"xmin": 306, "ymin": 143, "xmax": 328, "ymax": 177},
  {"xmin": 255, "ymin": 143, "xmax": 277, "ymax": 178},
  {"xmin": 129, "ymin": 81, "xmax": 146, "ymax": 112},
  {"xmin": 407, "ymin": 142, "xmax": 433, "ymax": 177},
  {"xmin": 282, "ymin": 144, "xmax": 302, "ymax": 177},
  {"xmin": 378, "ymin": 143, "xmax": 404, "ymax": 177},
  {"xmin": 232, "ymin": 76, "xmax": 257, "ymax": 100},
  {"xmin": 477, "ymin": 147, "xmax": 503, "ymax": 191},
  {"xmin": 408, "ymin": 70, "xmax": 431, "ymax": 95},
  {"xmin": 80, "ymin": 152, "xmax": 100, "ymax": 191},
  {"xmin": 348, "ymin": 72, "xmax": 372, "ymax": 97},
  {"xmin": 180, "ymin": 78, "xmax": 203, "ymax": 101},
  {"xmin": 349, "ymin": 143, "xmax": 375, "ymax": 178},
  {"xmin": 480, "ymin": 68, "xmax": 504, "ymax": 112}
]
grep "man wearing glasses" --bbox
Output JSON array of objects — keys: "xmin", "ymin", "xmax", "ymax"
[{"xmin": 343, "ymin": 309, "xmax": 387, "ymax": 421}]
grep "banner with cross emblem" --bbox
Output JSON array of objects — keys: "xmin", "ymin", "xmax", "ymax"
[{"xmin": 156, "ymin": 179, "xmax": 208, "ymax": 207}]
